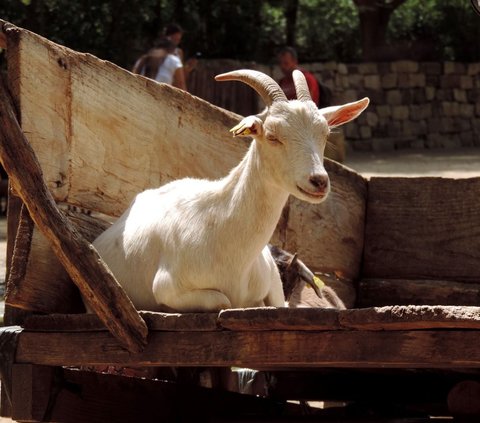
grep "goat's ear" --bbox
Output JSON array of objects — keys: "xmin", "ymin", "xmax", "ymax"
[
  {"xmin": 320, "ymin": 97, "xmax": 370, "ymax": 128},
  {"xmin": 230, "ymin": 115, "xmax": 264, "ymax": 137}
]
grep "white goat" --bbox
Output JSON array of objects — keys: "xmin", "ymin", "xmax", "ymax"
[{"xmin": 93, "ymin": 70, "xmax": 369, "ymax": 312}]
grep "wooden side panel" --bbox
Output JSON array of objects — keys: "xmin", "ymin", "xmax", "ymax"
[
  {"xmin": 15, "ymin": 329, "xmax": 480, "ymax": 368},
  {"xmin": 8, "ymin": 26, "xmax": 70, "ymax": 201},
  {"xmin": 14, "ymin": 28, "xmax": 244, "ymax": 217},
  {"xmin": 363, "ymin": 177, "xmax": 480, "ymax": 282},
  {"xmin": 21, "ymin": 305, "xmax": 480, "ymax": 333},
  {"xmin": 281, "ymin": 160, "xmax": 367, "ymax": 281},
  {"xmin": 358, "ymin": 278, "xmax": 480, "ymax": 307},
  {"xmin": 5, "ymin": 211, "xmax": 110, "ymax": 313}
]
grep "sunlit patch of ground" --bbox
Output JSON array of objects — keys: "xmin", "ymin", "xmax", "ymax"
[{"xmin": 345, "ymin": 147, "xmax": 480, "ymax": 178}]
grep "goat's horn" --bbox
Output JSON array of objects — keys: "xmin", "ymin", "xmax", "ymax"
[
  {"xmin": 215, "ymin": 69, "xmax": 287, "ymax": 106},
  {"xmin": 292, "ymin": 70, "xmax": 312, "ymax": 102}
]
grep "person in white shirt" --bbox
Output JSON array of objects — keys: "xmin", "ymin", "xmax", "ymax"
[{"xmin": 132, "ymin": 39, "xmax": 186, "ymax": 91}]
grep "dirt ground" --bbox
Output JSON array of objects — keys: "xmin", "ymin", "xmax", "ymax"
[
  {"xmin": 345, "ymin": 146, "xmax": 480, "ymax": 178},
  {"xmin": 0, "ymin": 147, "xmax": 479, "ymax": 421}
]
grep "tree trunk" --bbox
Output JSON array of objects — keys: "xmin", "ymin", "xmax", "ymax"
[
  {"xmin": 285, "ymin": 0, "xmax": 299, "ymax": 47},
  {"xmin": 353, "ymin": 0, "xmax": 406, "ymax": 61}
]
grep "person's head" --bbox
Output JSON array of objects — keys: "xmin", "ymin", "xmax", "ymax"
[
  {"xmin": 278, "ymin": 47, "xmax": 299, "ymax": 76},
  {"xmin": 164, "ymin": 23, "xmax": 183, "ymax": 46},
  {"xmin": 155, "ymin": 38, "xmax": 176, "ymax": 54}
]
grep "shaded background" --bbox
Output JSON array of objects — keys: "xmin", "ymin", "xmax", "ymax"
[{"xmin": 1, "ymin": 0, "xmax": 479, "ymax": 70}]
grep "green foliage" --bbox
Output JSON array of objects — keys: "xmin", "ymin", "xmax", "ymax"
[
  {"xmin": 296, "ymin": 0, "xmax": 360, "ymax": 62},
  {"xmin": 389, "ymin": 0, "xmax": 480, "ymax": 61},
  {"xmin": 0, "ymin": 0, "xmax": 479, "ymax": 67}
]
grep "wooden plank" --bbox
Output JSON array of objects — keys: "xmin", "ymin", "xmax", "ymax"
[
  {"xmin": 6, "ymin": 210, "xmax": 110, "ymax": 313},
  {"xmin": 11, "ymin": 364, "xmax": 55, "ymax": 422},
  {"xmin": 339, "ymin": 305, "xmax": 480, "ymax": 330},
  {"xmin": 5, "ymin": 204, "xmax": 34, "ymax": 298},
  {"xmin": 2, "ymin": 192, "xmax": 31, "ymax": 327},
  {"xmin": 21, "ymin": 306, "xmax": 480, "ymax": 334},
  {"xmin": 358, "ymin": 278, "xmax": 480, "ymax": 307},
  {"xmin": 0, "ymin": 78, "xmax": 147, "ymax": 353},
  {"xmin": 24, "ymin": 312, "xmax": 219, "ymax": 332},
  {"xmin": 15, "ymin": 330, "xmax": 480, "ymax": 368},
  {"xmin": 218, "ymin": 307, "xmax": 340, "ymax": 331},
  {"xmin": 364, "ymin": 177, "xmax": 480, "ymax": 282},
  {"xmin": 6, "ymin": 23, "xmax": 243, "ymax": 217},
  {"xmin": 5, "ymin": 22, "xmax": 70, "ymax": 202}
]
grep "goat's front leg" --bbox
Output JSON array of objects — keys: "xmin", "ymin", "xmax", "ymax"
[
  {"xmin": 153, "ymin": 268, "xmax": 232, "ymax": 312},
  {"xmin": 264, "ymin": 269, "xmax": 286, "ymax": 307}
]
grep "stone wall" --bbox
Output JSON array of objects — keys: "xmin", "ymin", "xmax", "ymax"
[{"xmin": 270, "ymin": 61, "xmax": 480, "ymax": 151}]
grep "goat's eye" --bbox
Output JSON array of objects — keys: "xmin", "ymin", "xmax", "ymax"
[{"xmin": 266, "ymin": 135, "xmax": 282, "ymax": 146}]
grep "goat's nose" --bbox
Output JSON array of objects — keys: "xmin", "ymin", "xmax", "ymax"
[{"xmin": 309, "ymin": 174, "xmax": 329, "ymax": 191}]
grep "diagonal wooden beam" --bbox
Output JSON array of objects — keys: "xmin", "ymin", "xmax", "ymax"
[{"xmin": 0, "ymin": 78, "xmax": 147, "ymax": 353}]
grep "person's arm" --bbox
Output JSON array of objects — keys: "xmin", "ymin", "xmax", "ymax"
[
  {"xmin": 176, "ymin": 47, "xmax": 185, "ymax": 63},
  {"xmin": 173, "ymin": 67, "xmax": 187, "ymax": 91},
  {"xmin": 132, "ymin": 55, "xmax": 146, "ymax": 74}
]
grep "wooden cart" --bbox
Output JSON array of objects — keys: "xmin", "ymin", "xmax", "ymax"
[{"xmin": 1, "ymin": 22, "xmax": 480, "ymax": 422}]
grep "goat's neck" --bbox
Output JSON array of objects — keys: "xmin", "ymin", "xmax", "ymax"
[{"xmin": 217, "ymin": 140, "xmax": 288, "ymax": 261}]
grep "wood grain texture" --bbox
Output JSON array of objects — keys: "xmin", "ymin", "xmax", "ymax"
[
  {"xmin": 339, "ymin": 305, "xmax": 480, "ymax": 330},
  {"xmin": 2, "ymin": 175, "xmax": 32, "ymax": 328},
  {"xmin": 364, "ymin": 177, "xmax": 480, "ymax": 282},
  {"xmin": 6, "ymin": 210, "xmax": 110, "ymax": 313},
  {"xmin": 20, "ymin": 306, "xmax": 480, "ymax": 334},
  {"xmin": 24, "ymin": 311, "xmax": 219, "ymax": 332},
  {"xmin": 8, "ymin": 24, "xmax": 243, "ymax": 217},
  {"xmin": 4, "ymin": 204, "xmax": 34, "ymax": 308},
  {"xmin": 218, "ymin": 307, "xmax": 341, "ymax": 331},
  {"xmin": 358, "ymin": 278, "xmax": 480, "ymax": 307},
  {"xmin": 15, "ymin": 329, "xmax": 480, "ymax": 368},
  {"xmin": 0, "ymin": 78, "xmax": 147, "ymax": 353}
]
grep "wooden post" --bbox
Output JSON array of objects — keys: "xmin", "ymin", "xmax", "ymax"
[{"xmin": 0, "ymin": 79, "xmax": 147, "ymax": 353}]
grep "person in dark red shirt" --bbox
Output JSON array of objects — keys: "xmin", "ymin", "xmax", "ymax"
[{"xmin": 277, "ymin": 47, "xmax": 320, "ymax": 106}]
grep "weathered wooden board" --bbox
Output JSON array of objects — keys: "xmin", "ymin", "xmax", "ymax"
[
  {"xmin": 15, "ymin": 329, "xmax": 480, "ymax": 368},
  {"xmin": 218, "ymin": 307, "xmax": 341, "ymax": 331},
  {"xmin": 19, "ymin": 305, "xmax": 480, "ymax": 333},
  {"xmin": 6, "ymin": 23, "xmax": 71, "ymax": 202},
  {"xmin": 24, "ymin": 311, "xmax": 219, "ymax": 332},
  {"xmin": 363, "ymin": 177, "xmax": 480, "ymax": 282},
  {"xmin": 358, "ymin": 278, "xmax": 480, "ymax": 307},
  {"xmin": 5, "ymin": 210, "xmax": 110, "ymax": 313},
  {"xmin": 0, "ymin": 77, "xmax": 147, "ymax": 353},
  {"xmin": 5, "ymin": 22, "xmax": 243, "ymax": 217},
  {"xmin": 339, "ymin": 305, "xmax": 480, "ymax": 330}
]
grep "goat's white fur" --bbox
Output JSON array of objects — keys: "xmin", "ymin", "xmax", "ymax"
[{"xmin": 92, "ymin": 70, "xmax": 369, "ymax": 312}]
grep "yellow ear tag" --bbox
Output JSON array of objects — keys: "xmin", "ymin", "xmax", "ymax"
[
  {"xmin": 230, "ymin": 122, "xmax": 252, "ymax": 137},
  {"xmin": 312, "ymin": 275, "xmax": 325, "ymax": 289}
]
